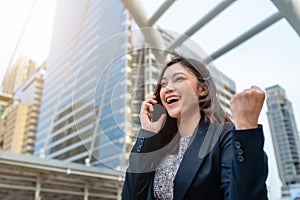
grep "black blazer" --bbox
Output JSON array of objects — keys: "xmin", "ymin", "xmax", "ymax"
[{"xmin": 122, "ymin": 119, "xmax": 268, "ymax": 200}]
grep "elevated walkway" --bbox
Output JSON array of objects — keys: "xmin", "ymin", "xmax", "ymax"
[{"xmin": 0, "ymin": 151, "xmax": 124, "ymax": 200}]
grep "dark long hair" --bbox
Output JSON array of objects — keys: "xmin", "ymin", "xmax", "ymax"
[{"xmin": 154, "ymin": 56, "xmax": 231, "ymax": 125}]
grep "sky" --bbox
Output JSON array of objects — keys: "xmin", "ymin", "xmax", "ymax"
[
  {"xmin": 1, "ymin": 0, "xmax": 300, "ymax": 199},
  {"xmin": 0, "ymin": 0, "xmax": 56, "ymax": 81}
]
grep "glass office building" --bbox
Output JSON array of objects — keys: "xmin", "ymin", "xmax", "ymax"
[
  {"xmin": 34, "ymin": 0, "xmax": 131, "ymax": 170},
  {"xmin": 266, "ymin": 85, "xmax": 300, "ymax": 198}
]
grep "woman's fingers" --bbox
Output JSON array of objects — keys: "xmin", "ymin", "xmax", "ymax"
[
  {"xmin": 141, "ymin": 98, "xmax": 157, "ymax": 113},
  {"xmin": 143, "ymin": 102, "xmax": 154, "ymax": 112},
  {"xmin": 140, "ymin": 97, "xmax": 157, "ymax": 125},
  {"xmin": 230, "ymin": 85, "xmax": 265, "ymax": 130}
]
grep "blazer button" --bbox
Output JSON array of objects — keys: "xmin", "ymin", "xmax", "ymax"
[
  {"xmin": 150, "ymin": 162, "xmax": 154, "ymax": 169},
  {"xmin": 237, "ymin": 148, "xmax": 243, "ymax": 155},
  {"xmin": 137, "ymin": 146, "xmax": 142, "ymax": 152},
  {"xmin": 237, "ymin": 155, "xmax": 244, "ymax": 162},
  {"xmin": 140, "ymin": 137, "xmax": 145, "ymax": 143},
  {"xmin": 235, "ymin": 141, "xmax": 241, "ymax": 149}
]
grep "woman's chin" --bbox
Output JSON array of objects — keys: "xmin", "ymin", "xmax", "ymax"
[{"xmin": 167, "ymin": 111, "xmax": 181, "ymax": 119}]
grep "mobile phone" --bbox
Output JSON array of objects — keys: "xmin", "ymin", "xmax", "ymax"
[{"xmin": 150, "ymin": 103, "xmax": 166, "ymax": 122}]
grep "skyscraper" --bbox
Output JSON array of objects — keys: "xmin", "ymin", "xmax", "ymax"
[
  {"xmin": 14, "ymin": 63, "xmax": 46, "ymax": 154},
  {"xmin": 34, "ymin": 0, "xmax": 236, "ymax": 172},
  {"xmin": 266, "ymin": 85, "xmax": 300, "ymax": 198},
  {"xmin": 34, "ymin": 0, "xmax": 131, "ymax": 170},
  {"xmin": 0, "ymin": 63, "xmax": 45, "ymax": 154},
  {"xmin": 0, "ymin": 101, "xmax": 29, "ymax": 153},
  {"xmin": 1, "ymin": 56, "xmax": 37, "ymax": 94}
]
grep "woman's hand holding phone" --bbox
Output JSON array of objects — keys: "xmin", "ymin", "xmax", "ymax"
[{"xmin": 140, "ymin": 95, "xmax": 166, "ymax": 133}]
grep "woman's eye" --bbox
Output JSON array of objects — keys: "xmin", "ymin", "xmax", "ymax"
[
  {"xmin": 175, "ymin": 76, "xmax": 185, "ymax": 81},
  {"xmin": 160, "ymin": 82, "xmax": 167, "ymax": 87}
]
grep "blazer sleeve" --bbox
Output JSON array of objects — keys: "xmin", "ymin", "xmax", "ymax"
[
  {"xmin": 122, "ymin": 128, "xmax": 172, "ymax": 200},
  {"xmin": 220, "ymin": 125, "xmax": 268, "ymax": 200}
]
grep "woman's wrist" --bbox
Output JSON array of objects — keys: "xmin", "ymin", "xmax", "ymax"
[
  {"xmin": 141, "ymin": 127, "xmax": 159, "ymax": 134},
  {"xmin": 234, "ymin": 122, "xmax": 258, "ymax": 130}
]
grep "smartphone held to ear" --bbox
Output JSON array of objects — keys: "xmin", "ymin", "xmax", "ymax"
[{"xmin": 150, "ymin": 103, "xmax": 166, "ymax": 122}]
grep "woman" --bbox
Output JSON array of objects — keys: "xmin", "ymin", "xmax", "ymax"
[{"xmin": 122, "ymin": 56, "xmax": 268, "ymax": 199}]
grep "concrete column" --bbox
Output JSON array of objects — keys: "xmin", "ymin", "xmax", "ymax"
[
  {"xmin": 84, "ymin": 183, "xmax": 89, "ymax": 200},
  {"xmin": 34, "ymin": 176, "xmax": 41, "ymax": 200}
]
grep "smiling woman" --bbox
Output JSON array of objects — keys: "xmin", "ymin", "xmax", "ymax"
[{"xmin": 122, "ymin": 56, "xmax": 268, "ymax": 200}]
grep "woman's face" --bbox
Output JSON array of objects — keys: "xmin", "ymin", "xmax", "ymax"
[{"xmin": 159, "ymin": 63, "xmax": 204, "ymax": 119}]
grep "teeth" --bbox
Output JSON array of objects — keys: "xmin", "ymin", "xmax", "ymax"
[{"xmin": 166, "ymin": 96, "xmax": 179, "ymax": 103}]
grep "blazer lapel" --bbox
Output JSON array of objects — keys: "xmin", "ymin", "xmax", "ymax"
[{"xmin": 173, "ymin": 120, "xmax": 223, "ymax": 200}]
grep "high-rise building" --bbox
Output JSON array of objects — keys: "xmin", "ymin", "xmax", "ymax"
[
  {"xmin": 0, "ymin": 92, "xmax": 14, "ymax": 149},
  {"xmin": 0, "ymin": 64, "xmax": 45, "ymax": 154},
  {"xmin": 266, "ymin": 85, "xmax": 300, "ymax": 199},
  {"xmin": 1, "ymin": 56, "xmax": 37, "ymax": 94},
  {"xmin": 0, "ymin": 101, "xmax": 29, "ymax": 153},
  {"xmin": 34, "ymin": 0, "xmax": 236, "ymax": 172},
  {"xmin": 34, "ymin": 0, "xmax": 131, "ymax": 170},
  {"xmin": 14, "ymin": 63, "xmax": 46, "ymax": 154}
]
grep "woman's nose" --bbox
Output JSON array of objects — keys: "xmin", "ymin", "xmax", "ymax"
[{"xmin": 165, "ymin": 82, "xmax": 175, "ymax": 93}]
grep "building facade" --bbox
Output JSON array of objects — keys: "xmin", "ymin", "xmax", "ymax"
[
  {"xmin": 34, "ymin": 0, "xmax": 131, "ymax": 171},
  {"xmin": 1, "ymin": 56, "xmax": 37, "ymax": 94},
  {"xmin": 14, "ymin": 64, "xmax": 46, "ymax": 154},
  {"xmin": 0, "ymin": 101, "xmax": 29, "ymax": 153},
  {"xmin": 266, "ymin": 85, "xmax": 300, "ymax": 199},
  {"xmin": 0, "ymin": 64, "xmax": 45, "ymax": 154},
  {"xmin": 0, "ymin": 93, "xmax": 13, "ymax": 120}
]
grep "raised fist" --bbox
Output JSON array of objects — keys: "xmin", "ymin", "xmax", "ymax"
[{"xmin": 230, "ymin": 86, "xmax": 265, "ymax": 130}]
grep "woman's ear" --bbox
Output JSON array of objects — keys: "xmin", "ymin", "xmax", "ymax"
[{"xmin": 198, "ymin": 85, "xmax": 208, "ymax": 97}]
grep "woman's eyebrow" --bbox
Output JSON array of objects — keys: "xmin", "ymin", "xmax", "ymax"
[
  {"xmin": 173, "ymin": 72, "xmax": 186, "ymax": 77},
  {"xmin": 162, "ymin": 72, "xmax": 186, "ymax": 80}
]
